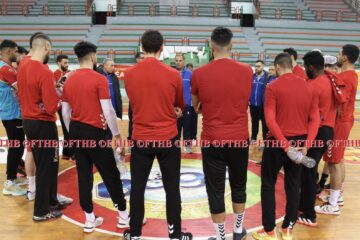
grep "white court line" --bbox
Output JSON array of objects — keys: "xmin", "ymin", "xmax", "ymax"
[{"xmin": 57, "ymin": 166, "xmax": 285, "ymax": 239}]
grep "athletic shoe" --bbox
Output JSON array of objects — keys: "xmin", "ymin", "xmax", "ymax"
[
  {"xmin": 279, "ymin": 227, "xmax": 292, "ymax": 240},
  {"xmin": 33, "ymin": 210, "xmax": 63, "ymax": 222},
  {"xmin": 26, "ymin": 191, "xmax": 35, "ymax": 201},
  {"xmin": 50, "ymin": 202, "xmax": 67, "ymax": 211},
  {"xmin": 315, "ymin": 203, "xmax": 340, "ymax": 215},
  {"xmin": 83, "ymin": 216, "xmax": 103, "ymax": 233},
  {"xmin": 297, "ymin": 214, "xmax": 318, "ymax": 227},
  {"xmin": 117, "ymin": 216, "xmax": 147, "ymax": 229},
  {"xmin": 2, "ymin": 180, "xmax": 27, "ymax": 196},
  {"xmin": 179, "ymin": 232, "xmax": 193, "ymax": 240},
  {"xmin": 14, "ymin": 177, "xmax": 28, "ymax": 186},
  {"xmin": 233, "ymin": 228, "xmax": 247, "ymax": 240},
  {"xmin": 57, "ymin": 194, "xmax": 73, "ymax": 206},
  {"xmin": 123, "ymin": 229, "xmax": 141, "ymax": 240},
  {"xmin": 184, "ymin": 146, "xmax": 192, "ymax": 154},
  {"xmin": 318, "ymin": 194, "xmax": 344, "ymax": 206},
  {"xmin": 252, "ymin": 229, "xmax": 278, "ymax": 240},
  {"xmin": 117, "ymin": 215, "xmax": 130, "ymax": 228}
]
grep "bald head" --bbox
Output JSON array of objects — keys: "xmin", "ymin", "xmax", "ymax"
[{"xmin": 103, "ymin": 58, "xmax": 114, "ymax": 74}]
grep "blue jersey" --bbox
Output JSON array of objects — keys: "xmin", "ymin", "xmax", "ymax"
[
  {"xmin": 0, "ymin": 61, "xmax": 21, "ymax": 120},
  {"xmin": 181, "ymin": 68, "xmax": 192, "ymax": 107},
  {"xmin": 250, "ymin": 71, "xmax": 267, "ymax": 106}
]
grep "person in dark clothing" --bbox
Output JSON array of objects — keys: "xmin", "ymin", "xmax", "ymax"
[
  {"xmin": 260, "ymin": 63, "xmax": 277, "ymax": 142},
  {"xmin": 249, "ymin": 60, "xmax": 268, "ymax": 141},
  {"xmin": 97, "ymin": 58, "xmax": 123, "ymax": 139}
]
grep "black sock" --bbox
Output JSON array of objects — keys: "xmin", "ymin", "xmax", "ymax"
[{"xmin": 318, "ymin": 174, "xmax": 329, "ymax": 188}]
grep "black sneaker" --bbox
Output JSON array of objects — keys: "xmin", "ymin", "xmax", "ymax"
[
  {"xmin": 123, "ymin": 229, "xmax": 141, "ymax": 240},
  {"xmin": 180, "ymin": 232, "xmax": 193, "ymax": 240},
  {"xmin": 33, "ymin": 210, "xmax": 63, "ymax": 222},
  {"xmin": 50, "ymin": 202, "xmax": 67, "ymax": 211},
  {"xmin": 233, "ymin": 228, "xmax": 247, "ymax": 240},
  {"xmin": 297, "ymin": 214, "xmax": 318, "ymax": 227}
]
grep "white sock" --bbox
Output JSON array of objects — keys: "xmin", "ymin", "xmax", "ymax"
[
  {"xmin": 28, "ymin": 176, "xmax": 36, "ymax": 192},
  {"xmin": 234, "ymin": 212, "xmax": 245, "ymax": 233},
  {"xmin": 119, "ymin": 210, "xmax": 129, "ymax": 219},
  {"xmin": 213, "ymin": 223, "xmax": 226, "ymax": 240},
  {"xmin": 329, "ymin": 189, "xmax": 340, "ymax": 206},
  {"xmin": 85, "ymin": 211, "xmax": 95, "ymax": 222}
]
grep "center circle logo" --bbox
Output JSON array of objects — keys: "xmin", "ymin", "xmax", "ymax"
[{"xmin": 58, "ymin": 153, "xmax": 286, "ymax": 239}]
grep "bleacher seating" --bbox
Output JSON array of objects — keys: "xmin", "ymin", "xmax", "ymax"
[
  {"xmin": 0, "ymin": 0, "xmax": 37, "ymax": 15},
  {"xmin": 104, "ymin": 16, "xmax": 259, "ymax": 65},
  {"xmin": 118, "ymin": 0, "xmax": 229, "ymax": 17},
  {"xmin": 303, "ymin": 0, "xmax": 357, "ymax": 22},
  {"xmin": 0, "ymin": 16, "xmax": 90, "ymax": 62},
  {"xmin": 255, "ymin": 19, "xmax": 360, "ymax": 64},
  {"xmin": 29, "ymin": 0, "xmax": 88, "ymax": 16},
  {"xmin": 258, "ymin": 0, "xmax": 315, "ymax": 21}
]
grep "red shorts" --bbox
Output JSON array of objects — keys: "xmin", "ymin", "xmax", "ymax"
[{"xmin": 323, "ymin": 121, "xmax": 353, "ymax": 164}]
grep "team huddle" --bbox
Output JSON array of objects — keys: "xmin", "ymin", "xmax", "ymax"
[{"xmin": 0, "ymin": 26, "xmax": 359, "ymax": 240}]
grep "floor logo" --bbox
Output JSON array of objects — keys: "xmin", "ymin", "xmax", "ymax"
[{"xmin": 57, "ymin": 153, "xmax": 286, "ymax": 239}]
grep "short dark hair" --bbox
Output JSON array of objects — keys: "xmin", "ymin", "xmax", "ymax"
[
  {"xmin": 303, "ymin": 51, "xmax": 324, "ymax": 71},
  {"xmin": 56, "ymin": 54, "xmax": 69, "ymax": 63},
  {"xmin": 342, "ymin": 44, "xmax": 360, "ymax": 64},
  {"xmin": 274, "ymin": 53, "xmax": 293, "ymax": 69},
  {"xmin": 0, "ymin": 40, "xmax": 17, "ymax": 51},
  {"xmin": 211, "ymin": 27, "xmax": 233, "ymax": 47},
  {"xmin": 17, "ymin": 46, "xmax": 29, "ymax": 55},
  {"xmin": 135, "ymin": 52, "xmax": 143, "ymax": 59},
  {"xmin": 255, "ymin": 59, "xmax": 265, "ymax": 65},
  {"xmin": 73, "ymin": 41, "xmax": 97, "ymax": 59},
  {"xmin": 29, "ymin": 32, "xmax": 46, "ymax": 48},
  {"xmin": 186, "ymin": 63, "xmax": 193, "ymax": 68},
  {"xmin": 283, "ymin": 48, "xmax": 298, "ymax": 61},
  {"xmin": 141, "ymin": 30, "xmax": 163, "ymax": 54}
]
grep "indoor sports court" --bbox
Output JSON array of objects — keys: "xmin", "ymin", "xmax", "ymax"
[{"xmin": 1, "ymin": 0, "xmax": 360, "ymax": 239}]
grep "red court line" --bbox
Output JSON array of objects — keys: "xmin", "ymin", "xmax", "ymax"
[{"xmin": 0, "ymin": 28, "xmax": 88, "ymax": 31}]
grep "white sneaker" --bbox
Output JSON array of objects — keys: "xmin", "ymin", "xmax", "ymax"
[
  {"xmin": 315, "ymin": 203, "xmax": 341, "ymax": 215},
  {"xmin": 57, "ymin": 194, "xmax": 73, "ymax": 206},
  {"xmin": 84, "ymin": 216, "xmax": 104, "ymax": 233},
  {"xmin": 117, "ymin": 216, "xmax": 147, "ymax": 229},
  {"xmin": 117, "ymin": 216, "xmax": 130, "ymax": 228},
  {"xmin": 318, "ymin": 194, "xmax": 344, "ymax": 206},
  {"xmin": 3, "ymin": 180, "xmax": 27, "ymax": 196},
  {"xmin": 26, "ymin": 191, "xmax": 35, "ymax": 201}
]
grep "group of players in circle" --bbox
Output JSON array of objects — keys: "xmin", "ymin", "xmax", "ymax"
[{"xmin": 0, "ymin": 26, "xmax": 358, "ymax": 240}]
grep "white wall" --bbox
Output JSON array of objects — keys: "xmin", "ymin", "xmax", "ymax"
[{"xmin": 94, "ymin": 0, "xmax": 117, "ymax": 12}]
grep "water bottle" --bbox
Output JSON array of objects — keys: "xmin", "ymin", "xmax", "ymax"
[
  {"xmin": 114, "ymin": 149, "xmax": 127, "ymax": 175},
  {"xmin": 286, "ymin": 147, "xmax": 316, "ymax": 168}
]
